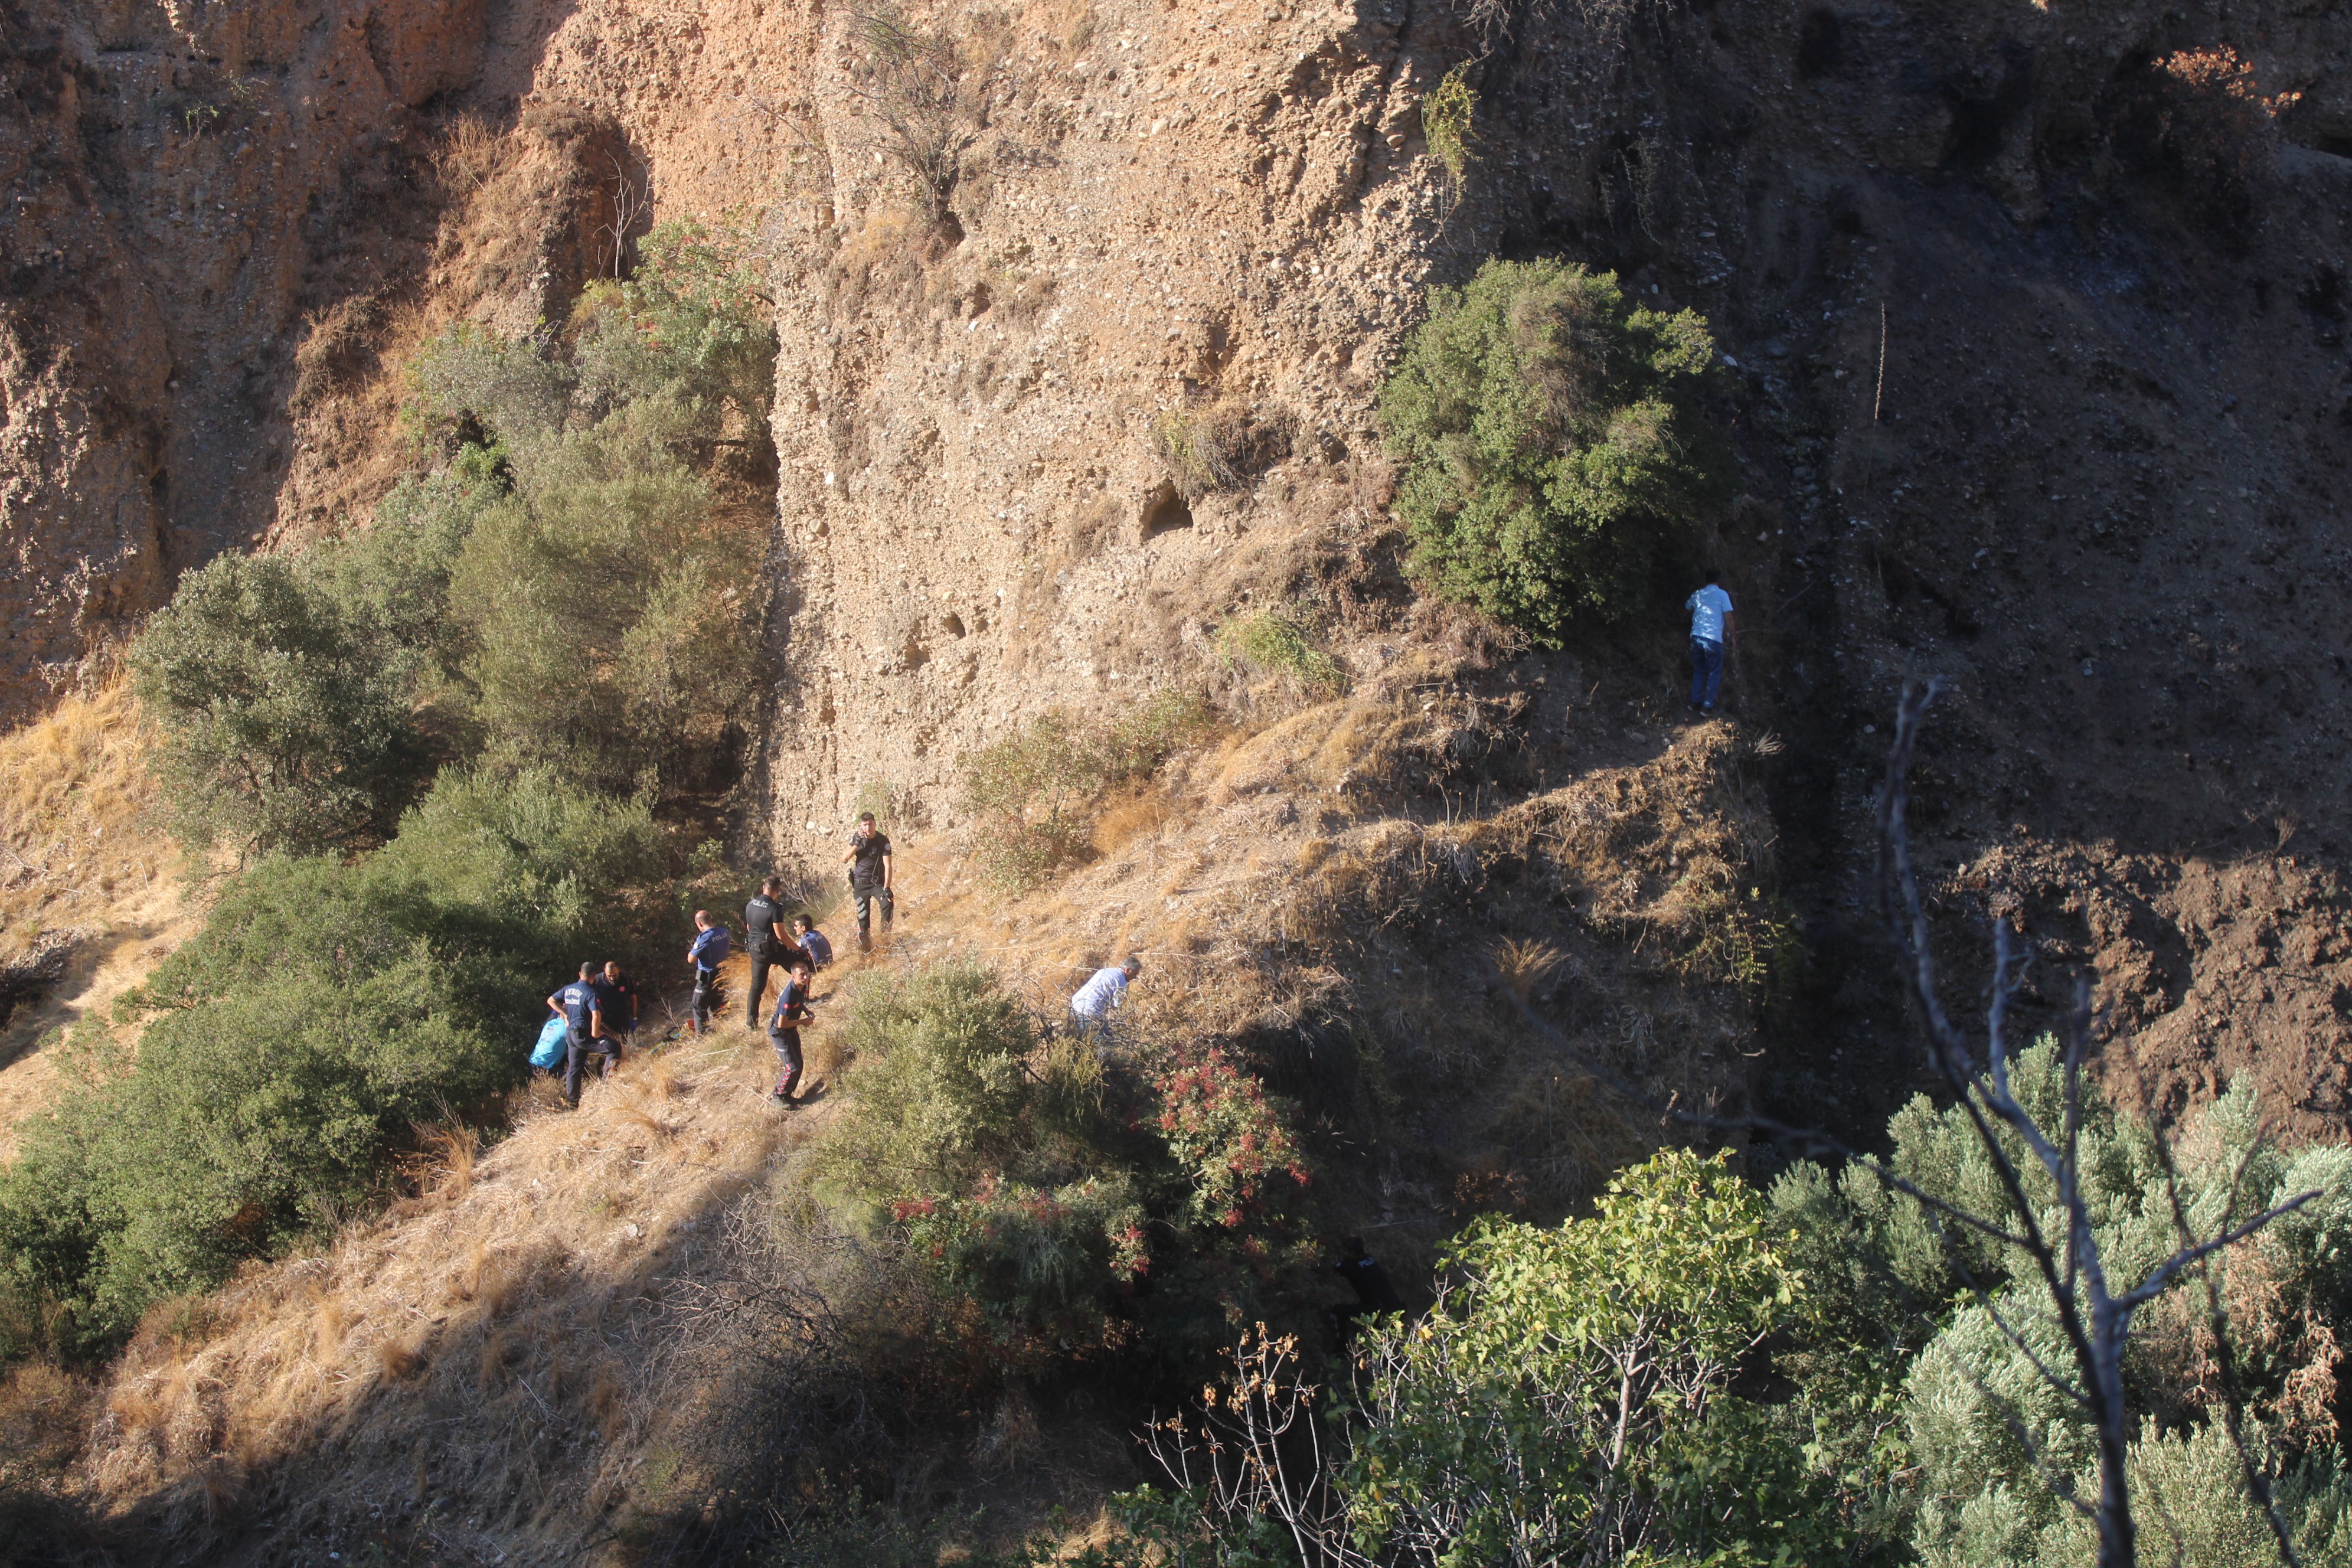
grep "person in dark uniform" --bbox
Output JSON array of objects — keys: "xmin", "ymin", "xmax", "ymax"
[
  {"xmin": 743, "ymin": 877, "xmax": 791, "ymax": 1030},
  {"xmin": 767, "ymin": 950, "xmax": 816, "ymax": 1106},
  {"xmin": 841, "ymin": 813, "xmax": 894, "ymax": 952},
  {"xmin": 545, "ymin": 962, "xmax": 608, "ymax": 1109},
  {"xmin": 1328, "ymin": 1234, "xmax": 1405, "ymax": 1350},
  {"xmin": 597, "ymin": 960, "xmax": 638, "ymax": 1061},
  {"xmin": 686, "ymin": 910, "xmax": 730, "ymax": 1036}
]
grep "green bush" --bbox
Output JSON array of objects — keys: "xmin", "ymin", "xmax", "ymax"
[
  {"xmin": 957, "ymin": 691, "xmax": 1212, "ymax": 890},
  {"xmin": 1769, "ymin": 1043, "xmax": 2352, "ymax": 1566},
  {"xmin": 129, "ymin": 550, "xmax": 434, "ymax": 855},
  {"xmin": 1217, "ymin": 608, "xmax": 1344, "ymax": 695},
  {"xmin": 1379, "ymin": 257, "xmax": 1727, "ymax": 643},
  {"xmin": 804, "ymin": 962, "xmax": 1312, "ymax": 1356},
  {"xmin": 806, "ymin": 963, "xmax": 1144, "ymax": 1342},
  {"xmin": 1421, "ymin": 61, "xmax": 1477, "ymax": 186},
  {"xmin": 1119, "ymin": 1151, "xmax": 1851, "ymax": 1567},
  {"xmin": 570, "ymin": 219, "xmax": 778, "ymax": 437},
  {"xmin": 0, "ymin": 773, "xmax": 664, "ymax": 1348}
]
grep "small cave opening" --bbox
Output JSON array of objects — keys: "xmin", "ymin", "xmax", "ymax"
[
  {"xmin": 942, "ymin": 612, "xmax": 966, "ymax": 638},
  {"xmin": 1795, "ymin": 8, "xmax": 1843, "ymax": 79},
  {"xmin": 1142, "ymin": 481, "xmax": 1194, "ymax": 538}
]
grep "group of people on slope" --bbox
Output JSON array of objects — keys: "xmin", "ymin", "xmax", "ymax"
[{"xmin": 678, "ymin": 812, "xmax": 894, "ymax": 1108}]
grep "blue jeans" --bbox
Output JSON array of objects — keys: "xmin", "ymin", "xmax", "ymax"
[{"xmin": 1689, "ymin": 638, "xmax": 1725, "ymax": 708}]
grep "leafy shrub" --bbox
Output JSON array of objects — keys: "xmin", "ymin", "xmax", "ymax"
[
  {"xmin": 1769, "ymin": 1042, "xmax": 2352, "ymax": 1566},
  {"xmin": 130, "ymin": 551, "xmax": 435, "ymax": 855},
  {"xmin": 958, "ymin": 692, "xmax": 1211, "ymax": 890},
  {"xmin": 807, "ymin": 963, "xmax": 1143, "ymax": 1342},
  {"xmin": 1149, "ymin": 401, "xmax": 1292, "ymax": 500},
  {"xmin": 805, "ymin": 961, "xmax": 1312, "ymax": 1357},
  {"xmin": 1117, "ymin": 1151, "xmax": 1849, "ymax": 1567},
  {"xmin": 406, "ymin": 321, "xmax": 572, "ymax": 448},
  {"xmin": 0, "ymin": 773, "xmax": 663, "ymax": 1348},
  {"xmin": 571, "ymin": 219, "xmax": 777, "ymax": 436},
  {"xmin": 1380, "ymin": 257, "xmax": 1727, "ymax": 643},
  {"xmin": 1217, "ymin": 608, "xmax": 1344, "ymax": 695},
  {"xmin": 1420, "ymin": 61, "xmax": 1477, "ymax": 186},
  {"xmin": 449, "ymin": 454, "xmax": 759, "ymax": 789}
]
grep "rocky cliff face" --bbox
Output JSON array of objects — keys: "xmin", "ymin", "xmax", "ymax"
[{"xmin": 5, "ymin": 0, "xmax": 2351, "ymax": 1131}]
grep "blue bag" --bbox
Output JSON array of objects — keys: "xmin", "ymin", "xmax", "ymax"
[{"xmin": 529, "ymin": 1015, "xmax": 569, "ymax": 1070}]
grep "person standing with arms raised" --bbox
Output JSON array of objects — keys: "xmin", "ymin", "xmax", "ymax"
[
  {"xmin": 841, "ymin": 812, "xmax": 894, "ymax": 953},
  {"xmin": 743, "ymin": 877, "xmax": 792, "ymax": 1031}
]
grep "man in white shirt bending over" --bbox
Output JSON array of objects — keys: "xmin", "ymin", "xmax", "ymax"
[
  {"xmin": 1685, "ymin": 568, "xmax": 1735, "ymax": 714},
  {"xmin": 1070, "ymin": 956, "xmax": 1141, "ymax": 1049}
]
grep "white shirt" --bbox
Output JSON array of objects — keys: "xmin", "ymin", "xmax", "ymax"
[
  {"xmin": 1686, "ymin": 584, "xmax": 1734, "ymax": 644},
  {"xmin": 1070, "ymin": 966, "xmax": 1130, "ymax": 1019}
]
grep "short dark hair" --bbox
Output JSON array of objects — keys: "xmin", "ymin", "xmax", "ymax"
[
  {"xmin": 788, "ymin": 951, "xmax": 814, "ymax": 972},
  {"xmin": 578, "ymin": 962, "xmax": 595, "ymax": 978},
  {"xmin": 761, "ymin": 876, "xmax": 781, "ymax": 894},
  {"xmin": 858, "ymin": 811, "xmax": 877, "ymax": 824},
  {"xmin": 1341, "ymin": 1233, "xmax": 1367, "ymax": 1257},
  {"xmin": 1703, "ymin": 566, "xmax": 1721, "ymax": 584},
  {"xmin": 792, "ymin": 912, "xmax": 813, "ymax": 929}
]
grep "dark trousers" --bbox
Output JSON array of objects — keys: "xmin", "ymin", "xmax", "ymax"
[
  {"xmin": 563, "ymin": 1027, "xmax": 615, "ymax": 1105},
  {"xmin": 767, "ymin": 1027, "xmax": 803, "ymax": 1098},
  {"xmin": 691, "ymin": 966, "xmax": 722, "ymax": 1027},
  {"xmin": 852, "ymin": 881, "xmax": 893, "ymax": 936},
  {"xmin": 1689, "ymin": 638, "xmax": 1725, "ymax": 708},
  {"xmin": 744, "ymin": 948, "xmax": 778, "ymax": 1029}
]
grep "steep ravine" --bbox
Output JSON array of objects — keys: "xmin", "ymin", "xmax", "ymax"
[{"xmin": 4, "ymin": 0, "xmax": 2352, "ymax": 1553}]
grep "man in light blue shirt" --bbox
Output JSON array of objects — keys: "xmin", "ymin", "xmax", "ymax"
[
  {"xmin": 1070, "ymin": 956, "xmax": 1140, "ymax": 1048},
  {"xmin": 1685, "ymin": 569, "xmax": 1735, "ymax": 713}
]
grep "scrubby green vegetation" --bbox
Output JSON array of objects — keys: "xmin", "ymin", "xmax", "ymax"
[
  {"xmin": 956, "ymin": 691, "xmax": 1212, "ymax": 890},
  {"xmin": 801, "ymin": 961, "xmax": 1311, "ymax": 1364},
  {"xmin": 0, "ymin": 774, "xmax": 660, "ymax": 1350},
  {"xmin": 1420, "ymin": 61, "xmax": 1478, "ymax": 187},
  {"xmin": 1380, "ymin": 257, "xmax": 1727, "ymax": 643},
  {"xmin": 2, "ymin": 220, "xmax": 776, "ymax": 1354},
  {"xmin": 1217, "ymin": 607, "xmax": 1345, "ymax": 696},
  {"xmin": 1086, "ymin": 1046, "xmax": 2352, "ymax": 1567}
]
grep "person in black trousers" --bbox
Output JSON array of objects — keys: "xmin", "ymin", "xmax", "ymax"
[
  {"xmin": 767, "ymin": 951, "xmax": 815, "ymax": 1106},
  {"xmin": 841, "ymin": 813, "xmax": 894, "ymax": 952},
  {"xmin": 743, "ymin": 877, "xmax": 791, "ymax": 1031},
  {"xmin": 1328, "ymin": 1234, "xmax": 1404, "ymax": 1350},
  {"xmin": 546, "ymin": 962, "xmax": 608, "ymax": 1109}
]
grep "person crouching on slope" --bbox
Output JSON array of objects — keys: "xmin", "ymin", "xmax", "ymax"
[
  {"xmin": 686, "ymin": 909, "xmax": 730, "ymax": 1037},
  {"xmin": 767, "ymin": 951, "xmax": 816, "ymax": 1106},
  {"xmin": 1069, "ymin": 956, "xmax": 1139, "ymax": 1051},
  {"xmin": 792, "ymin": 912, "xmax": 833, "ymax": 971}
]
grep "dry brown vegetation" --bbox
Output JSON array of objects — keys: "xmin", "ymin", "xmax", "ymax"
[
  {"xmin": 50, "ymin": 1002, "xmax": 804, "ymax": 1562},
  {"xmin": 0, "ymin": 677, "xmax": 192, "ymax": 1154}
]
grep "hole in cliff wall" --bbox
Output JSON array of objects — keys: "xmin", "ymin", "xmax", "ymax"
[
  {"xmin": 942, "ymin": 613, "xmax": 966, "ymax": 638},
  {"xmin": 1142, "ymin": 481, "xmax": 1194, "ymax": 539},
  {"xmin": 1795, "ymin": 9, "xmax": 1843, "ymax": 79}
]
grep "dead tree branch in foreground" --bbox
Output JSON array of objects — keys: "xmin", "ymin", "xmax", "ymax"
[{"xmin": 1461, "ymin": 680, "xmax": 2320, "ymax": 1567}]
